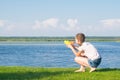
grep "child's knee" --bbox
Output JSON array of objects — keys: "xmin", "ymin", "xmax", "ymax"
[{"xmin": 74, "ymin": 57, "xmax": 79, "ymax": 62}]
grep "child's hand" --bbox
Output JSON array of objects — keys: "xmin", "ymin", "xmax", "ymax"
[{"xmin": 67, "ymin": 44, "xmax": 73, "ymax": 49}]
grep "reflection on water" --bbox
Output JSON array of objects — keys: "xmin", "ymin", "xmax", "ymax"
[{"xmin": 0, "ymin": 42, "xmax": 120, "ymax": 68}]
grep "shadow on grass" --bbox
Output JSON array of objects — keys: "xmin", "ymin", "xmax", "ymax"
[
  {"xmin": 96, "ymin": 68, "xmax": 120, "ymax": 72},
  {"xmin": 0, "ymin": 70, "xmax": 72, "ymax": 80}
]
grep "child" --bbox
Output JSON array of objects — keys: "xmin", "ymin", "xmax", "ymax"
[{"xmin": 66, "ymin": 33, "xmax": 101, "ymax": 72}]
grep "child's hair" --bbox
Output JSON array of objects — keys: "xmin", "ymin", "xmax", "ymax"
[{"xmin": 75, "ymin": 33, "xmax": 85, "ymax": 42}]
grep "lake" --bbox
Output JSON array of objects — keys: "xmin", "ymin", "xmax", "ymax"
[{"xmin": 0, "ymin": 42, "xmax": 120, "ymax": 68}]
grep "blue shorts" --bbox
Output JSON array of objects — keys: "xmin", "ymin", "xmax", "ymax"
[{"xmin": 88, "ymin": 58, "xmax": 101, "ymax": 68}]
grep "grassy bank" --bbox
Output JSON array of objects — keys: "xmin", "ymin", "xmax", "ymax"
[{"xmin": 0, "ymin": 66, "xmax": 119, "ymax": 80}]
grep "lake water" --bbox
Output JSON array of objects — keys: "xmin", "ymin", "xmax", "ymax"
[{"xmin": 0, "ymin": 42, "xmax": 120, "ymax": 68}]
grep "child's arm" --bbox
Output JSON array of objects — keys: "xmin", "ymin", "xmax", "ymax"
[
  {"xmin": 75, "ymin": 50, "xmax": 84, "ymax": 57},
  {"xmin": 68, "ymin": 44, "xmax": 84, "ymax": 57}
]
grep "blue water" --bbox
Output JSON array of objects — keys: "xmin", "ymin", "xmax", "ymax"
[{"xmin": 0, "ymin": 42, "xmax": 120, "ymax": 68}]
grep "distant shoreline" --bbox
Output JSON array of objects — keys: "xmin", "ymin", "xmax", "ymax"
[{"xmin": 0, "ymin": 36, "xmax": 120, "ymax": 42}]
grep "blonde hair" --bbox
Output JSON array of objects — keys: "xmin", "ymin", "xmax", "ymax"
[{"xmin": 76, "ymin": 33, "xmax": 85, "ymax": 42}]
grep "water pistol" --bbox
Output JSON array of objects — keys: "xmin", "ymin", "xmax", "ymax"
[{"xmin": 64, "ymin": 40, "xmax": 74, "ymax": 45}]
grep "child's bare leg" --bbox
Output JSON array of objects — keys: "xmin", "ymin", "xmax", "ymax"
[
  {"xmin": 74, "ymin": 57, "xmax": 89, "ymax": 72},
  {"xmin": 74, "ymin": 57, "xmax": 96, "ymax": 72},
  {"xmin": 74, "ymin": 65, "xmax": 85, "ymax": 72},
  {"xmin": 89, "ymin": 67, "xmax": 96, "ymax": 72}
]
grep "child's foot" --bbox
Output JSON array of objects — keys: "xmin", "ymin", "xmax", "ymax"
[
  {"xmin": 90, "ymin": 68, "xmax": 96, "ymax": 73},
  {"xmin": 74, "ymin": 69, "xmax": 85, "ymax": 72}
]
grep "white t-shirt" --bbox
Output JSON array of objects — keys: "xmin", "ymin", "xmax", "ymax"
[{"xmin": 77, "ymin": 42, "xmax": 101, "ymax": 60}]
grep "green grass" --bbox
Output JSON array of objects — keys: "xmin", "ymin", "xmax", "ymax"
[{"xmin": 0, "ymin": 66, "xmax": 120, "ymax": 80}]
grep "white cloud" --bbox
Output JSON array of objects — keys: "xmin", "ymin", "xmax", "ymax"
[
  {"xmin": 42, "ymin": 18, "xmax": 59, "ymax": 27},
  {"xmin": 5, "ymin": 24, "xmax": 15, "ymax": 32},
  {"xmin": 1, "ymin": 18, "xmax": 120, "ymax": 36},
  {"xmin": 67, "ymin": 19, "xmax": 78, "ymax": 27},
  {"xmin": 101, "ymin": 19, "xmax": 120, "ymax": 27},
  {"xmin": 83, "ymin": 19, "xmax": 120, "ymax": 36},
  {"xmin": 0, "ymin": 20, "xmax": 20, "ymax": 36},
  {"xmin": 32, "ymin": 18, "xmax": 82, "ymax": 36},
  {"xmin": 0, "ymin": 20, "xmax": 6, "ymax": 27},
  {"xmin": 33, "ymin": 18, "xmax": 79, "ymax": 31},
  {"xmin": 32, "ymin": 20, "xmax": 42, "ymax": 29},
  {"xmin": 33, "ymin": 18, "xmax": 59, "ymax": 30},
  {"xmin": 62, "ymin": 19, "xmax": 79, "ymax": 31}
]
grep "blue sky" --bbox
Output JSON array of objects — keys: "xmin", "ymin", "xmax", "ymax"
[{"xmin": 0, "ymin": 0, "xmax": 120, "ymax": 36}]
